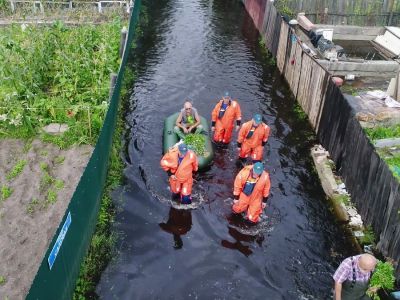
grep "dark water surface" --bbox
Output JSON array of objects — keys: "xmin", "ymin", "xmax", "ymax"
[{"xmin": 97, "ymin": 0, "xmax": 356, "ymax": 298}]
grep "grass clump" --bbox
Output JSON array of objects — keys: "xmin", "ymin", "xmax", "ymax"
[
  {"xmin": 26, "ymin": 198, "xmax": 40, "ymax": 215},
  {"xmin": 359, "ymin": 225, "xmax": 375, "ymax": 245},
  {"xmin": 6, "ymin": 159, "xmax": 27, "ymax": 181},
  {"xmin": 1, "ymin": 186, "xmax": 12, "ymax": 201},
  {"xmin": 184, "ymin": 133, "xmax": 206, "ymax": 156},
  {"xmin": 364, "ymin": 125, "xmax": 400, "ymax": 141},
  {"xmin": 46, "ymin": 189, "xmax": 57, "ymax": 204},
  {"xmin": 54, "ymin": 156, "xmax": 65, "ymax": 164},
  {"xmin": 367, "ymin": 261, "xmax": 395, "ymax": 300},
  {"xmin": 0, "ymin": 275, "xmax": 6, "ymax": 285},
  {"xmin": 54, "ymin": 179, "xmax": 64, "ymax": 190}
]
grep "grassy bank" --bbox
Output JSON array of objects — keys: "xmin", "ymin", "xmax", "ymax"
[
  {"xmin": 73, "ymin": 5, "xmax": 148, "ymax": 297},
  {"xmin": 0, "ymin": 19, "xmax": 123, "ymax": 147},
  {"xmin": 364, "ymin": 125, "xmax": 400, "ymax": 179}
]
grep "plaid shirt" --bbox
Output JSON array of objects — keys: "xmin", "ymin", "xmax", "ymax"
[{"xmin": 333, "ymin": 255, "xmax": 371, "ymax": 283}]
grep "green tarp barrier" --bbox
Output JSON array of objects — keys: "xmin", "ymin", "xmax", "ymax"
[{"xmin": 26, "ymin": 1, "xmax": 141, "ymax": 299}]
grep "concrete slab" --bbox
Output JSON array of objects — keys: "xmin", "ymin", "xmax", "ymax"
[{"xmin": 375, "ymin": 138, "xmax": 400, "ymax": 148}]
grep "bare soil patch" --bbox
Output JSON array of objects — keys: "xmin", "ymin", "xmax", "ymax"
[{"xmin": 0, "ymin": 139, "xmax": 92, "ymax": 299}]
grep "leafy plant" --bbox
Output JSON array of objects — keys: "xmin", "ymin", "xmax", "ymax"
[
  {"xmin": 1, "ymin": 186, "xmax": 12, "ymax": 201},
  {"xmin": 367, "ymin": 261, "xmax": 395, "ymax": 300},
  {"xmin": 184, "ymin": 133, "xmax": 206, "ymax": 156},
  {"xmin": 6, "ymin": 159, "xmax": 27, "ymax": 180}
]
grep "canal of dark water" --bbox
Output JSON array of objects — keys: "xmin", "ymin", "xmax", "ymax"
[{"xmin": 97, "ymin": 0, "xmax": 357, "ymax": 298}]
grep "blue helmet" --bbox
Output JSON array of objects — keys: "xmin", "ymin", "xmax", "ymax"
[
  {"xmin": 178, "ymin": 143, "xmax": 188, "ymax": 155},
  {"xmin": 253, "ymin": 114, "xmax": 262, "ymax": 125},
  {"xmin": 253, "ymin": 162, "xmax": 264, "ymax": 175}
]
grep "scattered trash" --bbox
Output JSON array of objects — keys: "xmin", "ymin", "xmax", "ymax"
[
  {"xmin": 363, "ymin": 245, "xmax": 374, "ymax": 254},
  {"xmin": 385, "ymin": 96, "xmax": 400, "ymax": 108},
  {"xmin": 336, "ymin": 182, "xmax": 348, "ymax": 195}
]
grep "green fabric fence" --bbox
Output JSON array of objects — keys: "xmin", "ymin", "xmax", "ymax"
[{"xmin": 26, "ymin": 1, "xmax": 141, "ymax": 299}]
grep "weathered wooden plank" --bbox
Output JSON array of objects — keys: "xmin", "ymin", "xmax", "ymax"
[{"xmin": 276, "ymin": 20, "xmax": 288, "ymax": 73}]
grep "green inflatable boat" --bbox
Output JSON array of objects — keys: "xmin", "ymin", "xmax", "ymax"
[{"xmin": 163, "ymin": 112, "xmax": 214, "ymax": 170}]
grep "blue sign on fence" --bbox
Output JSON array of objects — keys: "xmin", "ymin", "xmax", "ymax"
[{"xmin": 48, "ymin": 212, "xmax": 72, "ymax": 270}]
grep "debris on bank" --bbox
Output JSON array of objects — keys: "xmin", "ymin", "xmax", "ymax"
[{"xmin": 311, "ymin": 145, "xmax": 372, "ymax": 250}]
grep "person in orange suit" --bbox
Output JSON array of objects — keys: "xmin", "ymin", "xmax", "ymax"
[
  {"xmin": 160, "ymin": 143, "xmax": 198, "ymax": 204},
  {"xmin": 237, "ymin": 114, "xmax": 270, "ymax": 163},
  {"xmin": 232, "ymin": 162, "xmax": 270, "ymax": 223},
  {"xmin": 211, "ymin": 91, "xmax": 242, "ymax": 144}
]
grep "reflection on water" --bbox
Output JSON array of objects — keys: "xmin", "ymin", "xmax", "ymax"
[
  {"xmin": 159, "ymin": 207, "xmax": 193, "ymax": 249},
  {"xmin": 96, "ymin": 0, "xmax": 358, "ymax": 298}
]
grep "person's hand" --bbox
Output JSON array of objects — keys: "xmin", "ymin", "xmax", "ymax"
[
  {"xmin": 211, "ymin": 126, "xmax": 215, "ymax": 132},
  {"xmin": 367, "ymin": 286, "xmax": 378, "ymax": 294},
  {"xmin": 188, "ymin": 126, "xmax": 193, "ymax": 132},
  {"xmin": 183, "ymin": 127, "xmax": 189, "ymax": 133},
  {"xmin": 170, "ymin": 174, "xmax": 177, "ymax": 180},
  {"xmin": 235, "ymin": 125, "xmax": 240, "ymax": 131},
  {"xmin": 233, "ymin": 199, "xmax": 239, "ymax": 204}
]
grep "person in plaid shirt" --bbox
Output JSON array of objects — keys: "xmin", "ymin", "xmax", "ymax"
[{"xmin": 333, "ymin": 254, "xmax": 377, "ymax": 300}]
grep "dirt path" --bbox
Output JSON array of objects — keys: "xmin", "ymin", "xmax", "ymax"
[{"xmin": 0, "ymin": 139, "xmax": 92, "ymax": 300}]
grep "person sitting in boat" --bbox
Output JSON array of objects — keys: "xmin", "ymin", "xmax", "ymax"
[
  {"xmin": 237, "ymin": 114, "xmax": 270, "ymax": 164},
  {"xmin": 174, "ymin": 100, "xmax": 203, "ymax": 140},
  {"xmin": 211, "ymin": 91, "xmax": 242, "ymax": 145},
  {"xmin": 160, "ymin": 143, "xmax": 198, "ymax": 204},
  {"xmin": 232, "ymin": 162, "xmax": 270, "ymax": 224},
  {"xmin": 333, "ymin": 254, "xmax": 377, "ymax": 300}
]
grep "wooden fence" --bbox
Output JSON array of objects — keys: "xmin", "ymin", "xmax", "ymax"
[
  {"xmin": 243, "ymin": 0, "xmax": 400, "ymax": 276},
  {"xmin": 8, "ymin": 0, "xmax": 131, "ymax": 14},
  {"xmin": 276, "ymin": 0, "xmax": 400, "ymax": 26}
]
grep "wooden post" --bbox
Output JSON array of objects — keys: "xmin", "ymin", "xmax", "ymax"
[
  {"xmin": 10, "ymin": 0, "xmax": 15, "ymax": 12},
  {"xmin": 109, "ymin": 73, "xmax": 117, "ymax": 99},
  {"xmin": 119, "ymin": 26, "xmax": 128, "ymax": 58},
  {"xmin": 388, "ymin": 0, "xmax": 395, "ymax": 26}
]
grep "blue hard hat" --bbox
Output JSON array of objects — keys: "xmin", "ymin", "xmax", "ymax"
[
  {"xmin": 178, "ymin": 143, "xmax": 188, "ymax": 155},
  {"xmin": 224, "ymin": 91, "xmax": 230, "ymax": 97},
  {"xmin": 253, "ymin": 162, "xmax": 264, "ymax": 175},
  {"xmin": 253, "ymin": 114, "xmax": 262, "ymax": 125}
]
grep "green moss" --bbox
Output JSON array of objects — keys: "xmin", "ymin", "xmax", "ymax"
[{"xmin": 333, "ymin": 194, "xmax": 350, "ymax": 206}]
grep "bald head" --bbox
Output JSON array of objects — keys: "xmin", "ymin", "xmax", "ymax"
[{"xmin": 358, "ymin": 254, "xmax": 377, "ymax": 273}]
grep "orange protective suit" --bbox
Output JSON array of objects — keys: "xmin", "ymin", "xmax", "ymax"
[
  {"xmin": 237, "ymin": 120, "xmax": 270, "ymax": 161},
  {"xmin": 211, "ymin": 99, "xmax": 241, "ymax": 144},
  {"xmin": 232, "ymin": 165, "xmax": 271, "ymax": 223},
  {"xmin": 160, "ymin": 147, "xmax": 198, "ymax": 197}
]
